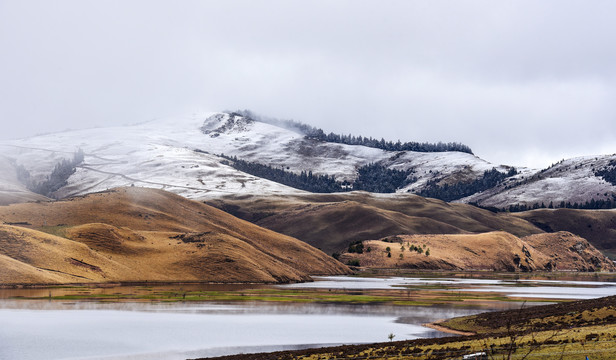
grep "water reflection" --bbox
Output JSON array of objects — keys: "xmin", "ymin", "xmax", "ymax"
[
  {"xmin": 0, "ymin": 302, "xmax": 481, "ymax": 360},
  {"xmin": 282, "ymin": 276, "xmax": 616, "ymax": 300},
  {"xmin": 3, "ymin": 275, "xmax": 616, "ymax": 360}
]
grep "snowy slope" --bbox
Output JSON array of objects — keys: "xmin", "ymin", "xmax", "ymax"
[
  {"xmin": 1, "ymin": 111, "xmax": 614, "ymax": 207},
  {"xmin": 460, "ymin": 155, "xmax": 616, "ymax": 208},
  {"xmin": 0, "ymin": 112, "xmax": 498, "ymax": 201},
  {"xmin": 0, "ymin": 156, "xmax": 50, "ymax": 204},
  {"xmin": 195, "ymin": 112, "xmax": 500, "ymax": 190},
  {"xmin": 0, "ymin": 114, "xmax": 305, "ymax": 200}
]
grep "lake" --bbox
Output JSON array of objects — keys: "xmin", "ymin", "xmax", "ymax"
[{"xmin": 2, "ymin": 275, "xmax": 615, "ymax": 360}]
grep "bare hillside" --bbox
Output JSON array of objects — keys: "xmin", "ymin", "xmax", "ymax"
[
  {"xmin": 339, "ymin": 231, "xmax": 614, "ymax": 272},
  {"xmin": 0, "ymin": 187, "xmax": 350, "ymax": 285},
  {"xmin": 514, "ymin": 208, "xmax": 616, "ymax": 259},
  {"xmin": 206, "ymin": 192, "xmax": 544, "ymax": 255}
]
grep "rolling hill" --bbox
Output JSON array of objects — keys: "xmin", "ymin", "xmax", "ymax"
[
  {"xmin": 206, "ymin": 192, "xmax": 544, "ymax": 255},
  {"xmin": 0, "ymin": 187, "xmax": 350, "ymax": 285},
  {"xmin": 3, "ymin": 111, "xmax": 616, "ymax": 264},
  {"xmin": 339, "ymin": 231, "xmax": 615, "ymax": 272},
  {"xmin": 513, "ymin": 208, "xmax": 616, "ymax": 258}
]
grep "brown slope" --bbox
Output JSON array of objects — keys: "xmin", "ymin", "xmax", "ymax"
[
  {"xmin": 0, "ymin": 187, "xmax": 349, "ymax": 285},
  {"xmin": 206, "ymin": 192, "xmax": 544, "ymax": 255},
  {"xmin": 339, "ymin": 231, "xmax": 615, "ymax": 272},
  {"xmin": 513, "ymin": 208, "xmax": 616, "ymax": 259},
  {"xmin": 302, "ymin": 192, "xmax": 541, "ymax": 236},
  {"xmin": 522, "ymin": 232, "xmax": 616, "ymax": 271},
  {"xmin": 256, "ymin": 201, "xmax": 468, "ymax": 255}
]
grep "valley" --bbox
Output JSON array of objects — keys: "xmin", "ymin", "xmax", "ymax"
[{"xmin": 2, "ymin": 111, "xmax": 616, "ymax": 360}]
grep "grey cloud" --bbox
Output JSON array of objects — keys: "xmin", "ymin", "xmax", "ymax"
[{"xmin": 1, "ymin": 0, "xmax": 615, "ymax": 168}]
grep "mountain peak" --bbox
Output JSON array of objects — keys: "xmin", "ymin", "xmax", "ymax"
[{"xmin": 201, "ymin": 112, "xmax": 257, "ymax": 137}]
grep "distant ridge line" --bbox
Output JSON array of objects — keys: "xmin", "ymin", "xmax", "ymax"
[{"xmin": 229, "ymin": 109, "xmax": 474, "ymax": 155}]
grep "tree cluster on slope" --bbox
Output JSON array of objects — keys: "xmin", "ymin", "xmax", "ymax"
[
  {"xmin": 231, "ymin": 109, "xmax": 473, "ymax": 154},
  {"xmin": 353, "ymin": 163, "xmax": 415, "ymax": 193},
  {"xmin": 217, "ymin": 154, "xmax": 415, "ymax": 194},
  {"xmin": 595, "ymin": 159, "xmax": 616, "ymax": 186},
  {"xmin": 16, "ymin": 149, "xmax": 84, "ymax": 198},
  {"xmin": 418, "ymin": 167, "xmax": 518, "ymax": 202},
  {"xmin": 221, "ymin": 155, "xmax": 344, "ymax": 193},
  {"xmin": 504, "ymin": 197, "xmax": 616, "ymax": 212}
]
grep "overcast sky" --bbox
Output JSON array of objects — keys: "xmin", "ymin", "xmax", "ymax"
[{"xmin": 1, "ymin": 1, "xmax": 615, "ymax": 168}]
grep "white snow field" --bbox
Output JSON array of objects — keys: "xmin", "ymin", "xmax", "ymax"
[{"xmin": 1, "ymin": 111, "xmax": 614, "ymax": 205}]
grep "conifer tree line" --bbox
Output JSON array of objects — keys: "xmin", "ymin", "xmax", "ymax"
[
  {"xmin": 15, "ymin": 149, "xmax": 85, "ymax": 198},
  {"xmin": 231, "ymin": 110, "xmax": 473, "ymax": 155},
  {"xmin": 503, "ymin": 197, "xmax": 616, "ymax": 212},
  {"xmin": 417, "ymin": 167, "xmax": 518, "ymax": 202},
  {"xmin": 218, "ymin": 154, "xmax": 415, "ymax": 193},
  {"xmin": 595, "ymin": 160, "xmax": 616, "ymax": 186}
]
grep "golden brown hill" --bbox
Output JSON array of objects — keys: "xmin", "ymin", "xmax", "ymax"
[
  {"xmin": 523, "ymin": 232, "xmax": 615, "ymax": 271},
  {"xmin": 514, "ymin": 208, "xmax": 616, "ymax": 259},
  {"xmin": 0, "ymin": 187, "xmax": 350, "ymax": 285},
  {"xmin": 206, "ymin": 192, "xmax": 544, "ymax": 255},
  {"xmin": 339, "ymin": 231, "xmax": 615, "ymax": 272}
]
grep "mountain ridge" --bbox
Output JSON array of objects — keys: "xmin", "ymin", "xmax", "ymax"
[{"xmin": 0, "ymin": 111, "xmax": 614, "ymax": 209}]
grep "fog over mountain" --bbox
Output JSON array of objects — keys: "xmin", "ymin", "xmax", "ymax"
[{"xmin": 1, "ymin": 1, "xmax": 615, "ymax": 168}]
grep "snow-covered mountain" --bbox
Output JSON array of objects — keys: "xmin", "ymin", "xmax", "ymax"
[
  {"xmin": 461, "ymin": 155, "xmax": 616, "ymax": 208},
  {"xmin": 0, "ymin": 114, "xmax": 302, "ymax": 200},
  {"xmin": 1, "ymin": 111, "xmax": 615, "ymax": 208}
]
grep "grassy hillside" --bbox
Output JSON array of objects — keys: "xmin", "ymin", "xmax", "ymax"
[
  {"xmin": 206, "ymin": 192, "xmax": 544, "ymax": 255},
  {"xmin": 514, "ymin": 208, "xmax": 616, "ymax": 258},
  {"xmin": 340, "ymin": 231, "xmax": 615, "ymax": 272},
  {"xmin": 0, "ymin": 187, "xmax": 350, "ymax": 285}
]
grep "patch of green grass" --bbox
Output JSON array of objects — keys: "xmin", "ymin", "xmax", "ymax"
[{"xmin": 36, "ymin": 225, "xmax": 70, "ymax": 238}]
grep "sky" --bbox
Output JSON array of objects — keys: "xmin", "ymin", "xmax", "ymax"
[{"xmin": 1, "ymin": 0, "xmax": 615, "ymax": 169}]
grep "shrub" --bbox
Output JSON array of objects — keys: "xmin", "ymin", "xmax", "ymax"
[
  {"xmin": 346, "ymin": 259, "xmax": 360, "ymax": 267},
  {"xmin": 348, "ymin": 240, "xmax": 364, "ymax": 254}
]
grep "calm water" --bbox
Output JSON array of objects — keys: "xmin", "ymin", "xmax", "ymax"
[
  {"xmin": 2, "ymin": 275, "xmax": 615, "ymax": 360},
  {"xmin": 0, "ymin": 301, "xmax": 478, "ymax": 360},
  {"xmin": 283, "ymin": 275, "xmax": 616, "ymax": 299}
]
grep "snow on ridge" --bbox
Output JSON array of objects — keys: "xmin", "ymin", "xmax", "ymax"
[
  {"xmin": 460, "ymin": 153, "xmax": 616, "ymax": 208},
  {"xmin": 2, "ymin": 111, "xmax": 614, "ymax": 205}
]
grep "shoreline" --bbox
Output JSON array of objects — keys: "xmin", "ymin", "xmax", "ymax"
[{"xmin": 423, "ymin": 319, "xmax": 475, "ymax": 336}]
